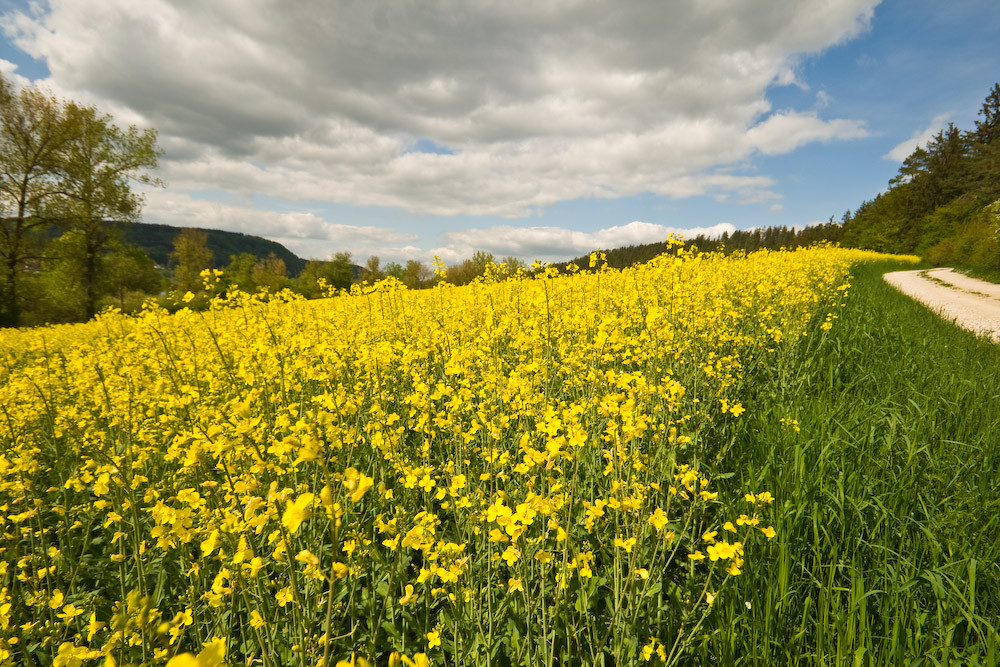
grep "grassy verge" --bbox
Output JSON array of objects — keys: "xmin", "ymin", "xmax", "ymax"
[
  {"xmin": 952, "ymin": 263, "xmax": 1000, "ymax": 284},
  {"xmin": 705, "ymin": 259, "xmax": 1000, "ymax": 665}
]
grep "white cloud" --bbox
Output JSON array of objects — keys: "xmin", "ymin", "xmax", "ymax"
[
  {"xmin": 746, "ymin": 111, "xmax": 869, "ymax": 156},
  {"xmin": 140, "ymin": 189, "xmax": 417, "ymax": 260},
  {"xmin": 2, "ymin": 0, "xmax": 878, "ymax": 231},
  {"xmin": 139, "ymin": 189, "xmax": 737, "ymax": 264},
  {"xmin": 0, "ymin": 58, "xmax": 32, "ymax": 89},
  {"xmin": 883, "ymin": 112, "xmax": 952, "ymax": 162},
  {"xmin": 435, "ymin": 221, "xmax": 737, "ymax": 263}
]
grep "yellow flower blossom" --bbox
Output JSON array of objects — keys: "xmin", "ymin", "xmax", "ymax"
[
  {"xmin": 282, "ymin": 493, "xmax": 315, "ymax": 534},
  {"xmin": 165, "ymin": 638, "xmax": 226, "ymax": 667},
  {"xmin": 343, "ymin": 467, "xmax": 374, "ymax": 503}
]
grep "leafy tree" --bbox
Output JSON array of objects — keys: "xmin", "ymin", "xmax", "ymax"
[
  {"xmin": 447, "ymin": 250, "xmax": 497, "ymax": 285},
  {"xmin": 327, "ymin": 251, "xmax": 354, "ymax": 290},
  {"xmin": 362, "ymin": 255, "xmax": 384, "ymax": 282},
  {"xmin": 500, "ymin": 255, "xmax": 526, "ymax": 272},
  {"xmin": 403, "ymin": 259, "xmax": 431, "ymax": 289},
  {"xmin": 58, "ymin": 102, "xmax": 160, "ymax": 319},
  {"xmin": 295, "ymin": 253, "xmax": 353, "ymax": 296},
  {"xmin": 170, "ymin": 228, "xmax": 214, "ymax": 293},
  {"xmin": 988, "ymin": 199, "xmax": 1000, "ymax": 240},
  {"xmin": 0, "ymin": 74, "xmax": 75, "ymax": 325},
  {"xmin": 33, "ymin": 229, "xmax": 89, "ymax": 322},
  {"xmin": 251, "ymin": 253, "xmax": 287, "ymax": 293},
  {"xmin": 102, "ymin": 242, "xmax": 162, "ymax": 309},
  {"xmin": 295, "ymin": 260, "xmax": 328, "ymax": 298},
  {"xmin": 384, "ymin": 261, "xmax": 404, "ymax": 280},
  {"xmin": 225, "ymin": 252, "xmax": 258, "ymax": 291}
]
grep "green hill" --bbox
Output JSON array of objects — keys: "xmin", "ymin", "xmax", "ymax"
[
  {"xmin": 840, "ymin": 83, "xmax": 1000, "ymax": 268},
  {"xmin": 107, "ymin": 221, "xmax": 307, "ymax": 276}
]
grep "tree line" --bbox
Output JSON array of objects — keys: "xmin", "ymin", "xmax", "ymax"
[
  {"xmin": 0, "ymin": 73, "xmax": 160, "ymax": 326},
  {"xmin": 840, "ymin": 83, "xmax": 1000, "ymax": 268},
  {"xmin": 552, "ymin": 222, "xmax": 845, "ymax": 271}
]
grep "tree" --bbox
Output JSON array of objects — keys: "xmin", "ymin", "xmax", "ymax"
[
  {"xmin": 58, "ymin": 102, "xmax": 160, "ymax": 319},
  {"xmin": 0, "ymin": 74, "xmax": 75, "ymax": 325},
  {"xmin": 974, "ymin": 82, "xmax": 1000, "ymax": 147},
  {"xmin": 384, "ymin": 261, "xmax": 404, "ymax": 280},
  {"xmin": 447, "ymin": 250, "xmax": 497, "ymax": 285},
  {"xmin": 102, "ymin": 243, "xmax": 162, "ymax": 309},
  {"xmin": 402, "ymin": 259, "xmax": 431, "ymax": 289},
  {"xmin": 361, "ymin": 255, "xmax": 384, "ymax": 282},
  {"xmin": 225, "ymin": 252, "xmax": 258, "ymax": 292},
  {"xmin": 988, "ymin": 199, "xmax": 1000, "ymax": 240},
  {"xmin": 295, "ymin": 252, "xmax": 353, "ymax": 296},
  {"xmin": 170, "ymin": 228, "xmax": 214, "ymax": 293},
  {"xmin": 251, "ymin": 253, "xmax": 287, "ymax": 293},
  {"xmin": 327, "ymin": 251, "xmax": 354, "ymax": 290}
]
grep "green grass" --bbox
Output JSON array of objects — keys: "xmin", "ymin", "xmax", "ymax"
[
  {"xmin": 703, "ymin": 260, "xmax": 1000, "ymax": 665},
  {"xmin": 952, "ymin": 263, "xmax": 1000, "ymax": 285}
]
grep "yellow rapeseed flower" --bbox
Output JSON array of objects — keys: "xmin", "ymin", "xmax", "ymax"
[
  {"xmin": 165, "ymin": 638, "xmax": 226, "ymax": 667},
  {"xmin": 282, "ymin": 493, "xmax": 315, "ymax": 534}
]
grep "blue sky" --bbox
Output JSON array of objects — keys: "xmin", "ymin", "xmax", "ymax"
[{"xmin": 1, "ymin": 0, "xmax": 998, "ymax": 263}]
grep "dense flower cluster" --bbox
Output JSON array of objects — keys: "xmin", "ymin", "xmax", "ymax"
[{"xmin": 0, "ymin": 245, "xmax": 899, "ymax": 666}]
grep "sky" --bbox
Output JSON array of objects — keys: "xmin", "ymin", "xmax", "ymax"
[{"xmin": 1, "ymin": 0, "xmax": 999, "ymax": 264}]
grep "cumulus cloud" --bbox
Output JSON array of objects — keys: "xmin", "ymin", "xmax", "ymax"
[
  {"xmin": 140, "ymin": 190, "xmax": 418, "ymax": 260},
  {"xmin": 0, "ymin": 58, "xmax": 31, "ymax": 88},
  {"xmin": 3, "ymin": 0, "xmax": 878, "ymax": 255},
  {"xmin": 139, "ymin": 190, "xmax": 734, "ymax": 263},
  {"xmin": 436, "ymin": 221, "xmax": 737, "ymax": 263},
  {"xmin": 883, "ymin": 112, "xmax": 952, "ymax": 161}
]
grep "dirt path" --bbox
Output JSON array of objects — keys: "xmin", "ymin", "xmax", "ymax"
[{"xmin": 883, "ymin": 267, "xmax": 1000, "ymax": 342}]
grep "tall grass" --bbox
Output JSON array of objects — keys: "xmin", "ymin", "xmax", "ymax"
[{"xmin": 706, "ymin": 260, "xmax": 1000, "ymax": 665}]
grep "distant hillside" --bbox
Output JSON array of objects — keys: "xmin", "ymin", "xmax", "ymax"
[{"xmin": 107, "ymin": 221, "xmax": 307, "ymax": 275}]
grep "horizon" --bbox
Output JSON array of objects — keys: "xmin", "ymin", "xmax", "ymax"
[{"xmin": 2, "ymin": 0, "xmax": 998, "ymax": 264}]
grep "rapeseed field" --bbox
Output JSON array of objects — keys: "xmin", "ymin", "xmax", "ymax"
[{"xmin": 0, "ymin": 245, "xmax": 901, "ymax": 666}]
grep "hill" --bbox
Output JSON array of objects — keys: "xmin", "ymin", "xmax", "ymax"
[
  {"xmin": 840, "ymin": 83, "xmax": 1000, "ymax": 268},
  {"xmin": 107, "ymin": 221, "xmax": 308, "ymax": 276}
]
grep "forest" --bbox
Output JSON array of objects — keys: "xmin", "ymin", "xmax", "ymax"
[{"xmin": 840, "ymin": 83, "xmax": 1000, "ymax": 270}]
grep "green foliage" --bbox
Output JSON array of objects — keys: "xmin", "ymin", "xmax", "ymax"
[
  {"xmin": 446, "ymin": 250, "xmax": 497, "ymax": 285},
  {"xmin": 251, "ymin": 253, "xmax": 288, "ymax": 293},
  {"xmin": 556, "ymin": 223, "xmax": 845, "ymax": 271},
  {"xmin": 102, "ymin": 242, "xmax": 163, "ymax": 309},
  {"xmin": 361, "ymin": 255, "xmax": 385, "ymax": 282},
  {"xmin": 327, "ymin": 251, "xmax": 355, "ymax": 290},
  {"xmin": 0, "ymin": 74, "xmax": 76, "ymax": 325},
  {"xmin": 170, "ymin": 228, "xmax": 214, "ymax": 293},
  {"xmin": 402, "ymin": 259, "xmax": 431, "ymax": 289},
  {"xmin": 842, "ymin": 83, "xmax": 1000, "ymax": 270},
  {"xmin": 109, "ymin": 221, "xmax": 307, "ymax": 275},
  {"xmin": 59, "ymin": 103, "xmax": 160, "ymax": 318},
  {"xmin": 0, "ymin": 72, "xmax": 161, "ymax": 325},
  {"xmin": 16, "ymin": 231, "xmax": 162, "ymax": 324},
  {"xmin": 224, "ymin": 252, "xmax": 259, "ymax": 292},
  {"xmin": 294, "ymin": 252, "xmax": 358, "ymax": 296}
]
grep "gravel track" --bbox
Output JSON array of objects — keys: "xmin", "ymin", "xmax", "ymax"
[{"xmin": 883, "ymin": 267, "xmax": 1000, "ymax": 342}]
